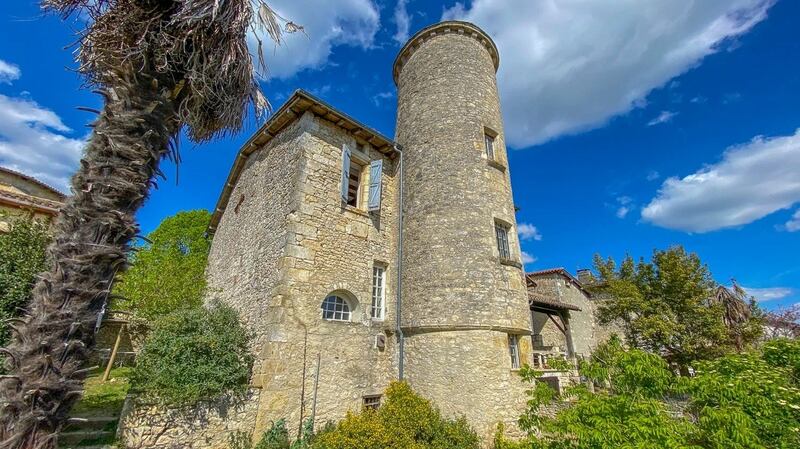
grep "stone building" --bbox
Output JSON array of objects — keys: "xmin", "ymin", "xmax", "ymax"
[
  {"xmin": 0, "ymin": 166, "xmax": 65, "ymax": 232},
  {"xmin": 120, "ymin": 21, "xmax": 615, "ymax": 447},
  {"xmin": 526, "ymin": 268, "xmax": 620, "ymax": 369},
  {"xmin": 204, "ymin": 20, "xmax": 533, "ymax": 441}
]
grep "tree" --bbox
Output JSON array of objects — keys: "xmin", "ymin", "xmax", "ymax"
[
  {"xmin": 591, "ymin": 246, "xmax": 761, "ymax": 366},
  {"xmin": 114, "ymin": 210, "xmax": 211, "ymax": 321},
  {"xmin": 0, "ymin": 219, "xmax": 50, "ymax": 346},
  {"xmin": 0, "ymin": 2, "xmax": 295, "ymax": 447},
  {"xmin": 501, "ymin": 338, "xmax": 800, "ymax": 449}
]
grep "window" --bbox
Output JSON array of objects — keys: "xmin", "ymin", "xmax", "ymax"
[
  {"xmin": 371, "ymin": 265, "xmax": 386, "ymax": 320},
  {"xmin": 346, "ymin": 159, "xmax": 364, "ymax": 207},
  {"xmin": 532, "ymin": 334, "xmax": 544, "ymax": 348},
  {"xmin": 340, "ymin": 144, "xmax": 383, "ymax": 211},
  {"xmin": 495, "ymin": 222, "xmax": 511, "ymax": 261},
  {"xmin": 363, "ymin": 395, "xmax": 381, "ymax": 410},
  {"xmin": 485, "ymin": 133, "xmax": 495, "ymax": 160},
  {"xmin": 509, "ymin": 334, "xmax": 520, "ymax": 369},
  {"xmin": 321, "ymin": 295, "xmax": 351, "ymax": 321}
]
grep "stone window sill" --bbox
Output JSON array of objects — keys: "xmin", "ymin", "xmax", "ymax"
[
  {"xmin": 487, "ymin": 159, "xmax": 506, "ymax": 172},
  {"xmin": 500, "ymin": 258, "xmax": 523, "ymax": 269},
  {"xmin": 343, "ymin": 204, "xmax": 370, "ymax": 218}
]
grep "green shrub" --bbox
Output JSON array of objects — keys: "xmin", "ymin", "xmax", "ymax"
[
  {"xmin": 0, "ymin": 218, "xmax": 49, "ymax": 345},
  {"xmin": 130, "ymin": 302, "xmax": 253, "ymax": 406},
  {"xmin": 312, "ymin": 381, "xmax": 480, "ymax": 449}
]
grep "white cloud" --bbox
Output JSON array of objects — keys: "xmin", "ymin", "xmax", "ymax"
[
  {"xmin": 442, "ymin": 0, "xmax": 773, "ymax": 147},
  {"xmin": 521, "ymin": 251, "xmax": 537, "ymax": 265},
  {"xmin": 0, "ymin": 65, "xmax": 83, "ymax": 193},
  {"xmin": 647, "ymin": 170, "xmax": 661, "ymax": 181},
  {"xmin": 393, "ymin": 0, "xmax": 411, "ymax": 44},
  {"xmin": 371, "ymin": 91, "xmax": 394, "ymax": 106},
  {"xmin": 786, "ymin": 209, "xmax": 800, "ymax": 232},
  {"xmin": 642, "ymin": 129, "xmax": 800, "ymax": 232},
  {"xmin": 615, "ymin": 196, "xmax": 633, "ymax": 219},
  {"xmin": 740, "ymin": 286, "xmax": 794, "ymax": 302},
  {"xmin": 647, "ymin": 111, "xmax": 678, "ymax": 127},
  {"xmin": 517, "ymin": 222, "xmax": 542, "ymax": 241},
  {"xmin": 0, "ymin": 59, "xmax": 20, "ymax": 84},
  {"xmin": 252, "ymin": 0, "xmax": 380, "ymax": 80}
]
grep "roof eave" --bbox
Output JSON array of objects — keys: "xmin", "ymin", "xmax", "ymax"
[{"xmin": 207, "ymin": 89, "xmax": 397, "ymax": 235}]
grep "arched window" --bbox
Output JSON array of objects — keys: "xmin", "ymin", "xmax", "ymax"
[{"xmin": 321, "ymin": 294, "xmax": 351, "ymax": 321}]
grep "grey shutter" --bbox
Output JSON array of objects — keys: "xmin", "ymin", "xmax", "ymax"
[
  {"xmin": 368, "ymin": 159, "xmax": 383, "ymax": 211},
  {"xmin": 340, "ymin": 145, "xmax": 351, "ymax": 202}
]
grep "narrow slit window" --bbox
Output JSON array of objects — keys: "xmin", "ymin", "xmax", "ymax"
[
  {"xmin": 509, "ymin": 334, "xmax": 520, "ymax": 369},
  {"xmin": 485, "ymin": 133, "xmax": 495, "ymax": 160},
  {"xmin": 371, "ymin": 265, "xmax": 386, "ymax": 320},
  {"xmin": 495, "ymin": 222, "xmax": 511, "ymax": 261}
]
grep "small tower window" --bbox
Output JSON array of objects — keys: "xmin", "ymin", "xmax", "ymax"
[
  {"xmin": 485, "ymin": 133, "xmax": 495, "ymax": 160},
  {"xmin": 371, "ymin": 264, "xmax": 386, "ymax": 320},
  {"xmin": 346, "ymin": 159, "xmax": 365, "ymax": 207},
  {"xmin": 321, "ymin": 295, "xmax": 351, "ymax": 321},
  {"xmin": 495, "ymin": 222, "xmax": 511, "ymax": 261},
  {"xmin": 509, "ymin": 334, "xmax": 521, "ymax": 369},
  {"xmin": 363, "ymin": 395, "xmax": 382, "ymax": 410}
]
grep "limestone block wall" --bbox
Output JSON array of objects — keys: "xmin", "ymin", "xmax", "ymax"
[
  {"xmin": 249, "ymin": 113, "xmax": 399, "ymax": 435},
  {"xmin": 404, "ymin": 329, "xmax": 531, "ymax": 439},
  {"xmin": 394, "ymin": 21, "xmax": 532, "ymax": 441},
  {"xmin": 204, "ymin": 110, "xmax": 400, "ymax": 439},
  {"xmin": 395, "ymin": 22, "xmax": 529, "ymax": 331},
  {"xmin": 118, "ymin": 390, "xmax": 260, "ymax": 449}
]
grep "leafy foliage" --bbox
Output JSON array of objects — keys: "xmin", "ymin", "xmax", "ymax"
[
  {"xmin": 130, "ymin": 302, "xmax": 253, "ymax": 406},
  {"xmin": 311, "ymin": 382, "xmax": 480, "ymax": 449},
  {"xmin": 114, "ymin": 210, "xmax": 211, "ymax": 321},
  {"xmin": 592, "ymin": 246, "xmax": 763, "ymax": 365},
  {"xmin": 0, "ymin": 218, "xmax": 50, "ymax": 346},
  {"xmin": 501, "ymin": 339, "xmax": 800, "ymax": 449}
]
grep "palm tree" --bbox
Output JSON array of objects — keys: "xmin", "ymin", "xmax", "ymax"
[{"xmin": 0, "ymin": 1, "xmax": 294, "ymax": 447}]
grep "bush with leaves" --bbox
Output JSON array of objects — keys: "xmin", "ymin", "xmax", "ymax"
[
  {"xmin": 130, "ymin": 301, "xmax": 253, "ymax": 406},
  {"xmin": 114, "ymin": 209, "xmax": 211, "ymax": 321},
  {"xmin": 500, "ymin": 338, "xmax": 800, "ymax": 449},
  {"xmin": 277, "ymin": 382, "xmax": 481, "ymax": 449},
  {"xmin": 0, "ymin": 217, "xmax": 50, "ymax": 346}
]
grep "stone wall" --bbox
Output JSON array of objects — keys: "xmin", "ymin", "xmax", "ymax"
[
  {"xmin": 118, "ymin": 390, "xmax": 260, "ymax": 449},
  {"xmin": 205, "ymin": 110, "xmax": 400, "ymax": 438},
  {"xmin": 529, "ymin": 273, "xmax": 619, "ymax": 358},
  {"xmin": 394, "ymin": 21, "xmax": 532, "ymax": 441}
]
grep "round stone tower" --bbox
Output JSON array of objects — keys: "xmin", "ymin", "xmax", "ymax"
[{"xmin": 394, "ymin": 21, "xmax": 532, "ymax": 438}]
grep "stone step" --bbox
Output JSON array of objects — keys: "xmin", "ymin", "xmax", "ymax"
[{"xmin": 58, "ymin": 430, "xmax": 115, "ymax": 447}]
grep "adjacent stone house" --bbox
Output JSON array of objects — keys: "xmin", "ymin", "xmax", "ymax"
[{"xmin": 0, "ymin": 166, "xmax": 65, "ymax": 232}]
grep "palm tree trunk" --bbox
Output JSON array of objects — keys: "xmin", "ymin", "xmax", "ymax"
[{"xmin": 0, "ymin": 70, "xmax": 179, "ymax": 449}]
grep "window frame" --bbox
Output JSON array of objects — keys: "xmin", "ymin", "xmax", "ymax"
[
  {"xmin": 321, "ymin": 294, "xmax": 352, "ymax": 322},
  {"xmin": 485, "ymin": 133, "xmax": 495, "ymax": 161},
  {"xmin": 495, "ymin": 221, "xmax": 512, "ymax": 261},
  {"xmin": 363, "ymin": 394, "xmax": 382, "ymax": 410},
  {"xmin": 508, "ymin": 334, "xmax": 521, "ymax": 369},
  {"xmin": 371, "ymin": 264, "xmax": 386, "ymax": 320}
]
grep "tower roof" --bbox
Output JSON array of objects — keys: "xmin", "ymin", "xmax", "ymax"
[{"xmin": 393, "ymin": 20, "xmax": 499, "ymax": 85}]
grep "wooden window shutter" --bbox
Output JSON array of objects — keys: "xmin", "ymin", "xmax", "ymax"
[
  {"xmin": 368, "ymin": 159, "xmax": 383, "ymax": 211},
  {"xmin": 340, "ymin": 144, "xmax": 351, "ymax": 202}
]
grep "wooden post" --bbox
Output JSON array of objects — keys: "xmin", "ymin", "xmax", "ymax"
[
  {"xmin": 559, "ymin": 311, "xmax": 576, "ymax": 362},
  {"xmin": 102, "ymin": 323, "xmax": 125, "ymax": 382}
]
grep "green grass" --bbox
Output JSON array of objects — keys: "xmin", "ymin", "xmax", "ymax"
[{"xmin": 72, "ymin": 366, "xmax": 132, "ymax": 417}]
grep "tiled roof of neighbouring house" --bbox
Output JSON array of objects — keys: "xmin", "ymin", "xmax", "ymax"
[
  {"xmin": 0, "ymin": 189, "xmax": 63, "ymax": 215},
  {"xmin": 526, "ymin": 267, "xmax": 593, "ymax": 297},
  {"xmin": 527, "ymin": 291, "xmax": 581, "ymax": 312},
  {"xmin": 0, "ymin": 166, "xmax": 67, "ymax": 200}
]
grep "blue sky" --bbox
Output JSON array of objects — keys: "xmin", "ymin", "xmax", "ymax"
[{"xmin": 1, "ymin": 0, "xmax": 798, "ymax": 310}]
